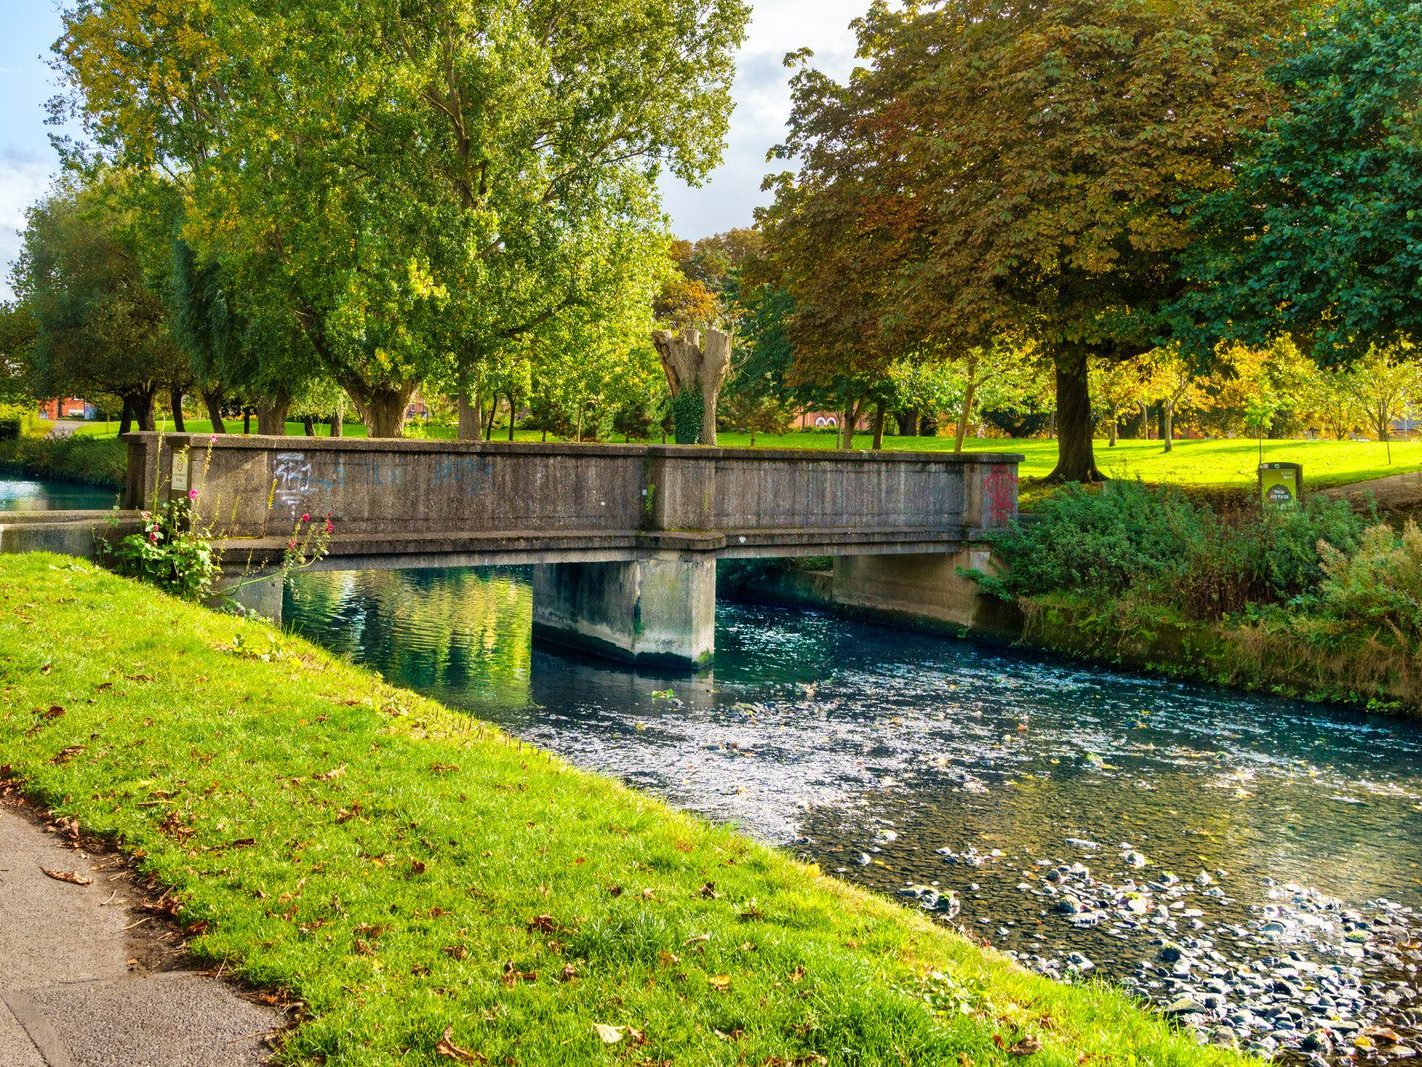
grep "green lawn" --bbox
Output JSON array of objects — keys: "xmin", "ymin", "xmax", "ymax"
[
  {"xmin": 0, "ymin": 554, "xmax": 1250, "ymax": 1066},
  {"xmin": 712, "ymin": 433, "xmax": 1422, "ymax": 491}
]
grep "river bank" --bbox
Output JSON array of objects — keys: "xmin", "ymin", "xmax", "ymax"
[
  {"xmin": 283, "ymin": 565, "xmax": 1422, "ymax": 1066},
  {"xmin": 0, "ymin": 553, "xmax": 1243, "ymax": 1066},
  {"xmin": 0, "ymin": 434, "xmax": 125, "ymax": 490},
  {"xmin": 723, "ymin": 562, "xmax": 1420, "ymax": 717}
]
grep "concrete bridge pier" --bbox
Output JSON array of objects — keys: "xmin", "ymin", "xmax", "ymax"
[
  {"xmin": 532, "ymin": 557, "xmax": 716, "ymax": 670},
  {"xmin": 829, "ymin": 549, "xmax": 1018, "ymax": 637}
]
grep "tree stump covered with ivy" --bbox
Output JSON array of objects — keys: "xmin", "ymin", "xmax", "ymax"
[{"xmin": 652, "ymin": 328, "xmax": 732, "ymax": 445}]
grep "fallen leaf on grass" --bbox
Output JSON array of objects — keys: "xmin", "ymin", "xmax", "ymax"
[
  {"xmin": 1008, "ymin": 1035, "xmax": 1042, "ymax": 1056},
  {"xmin": 40, "ymin": 866, "xmax": 92, "ymax": 886},
  {"xmin": 315, "ymin": 764, "xmax": 347, "ymax": 781},
  {"xmin": 708, "ymin": 974, "xmax": 731, "ymax": 992},
  {"xmin": 593, "ymin": 1023, "xmax": 623, "ymax": 1044},
  {"xmin": 51, "ymin": 745, "xmax": 85, "ymax": 765},
  {"xmin": 436, "ymin": 1026, "xmax": 488, "ymax": 1063}
]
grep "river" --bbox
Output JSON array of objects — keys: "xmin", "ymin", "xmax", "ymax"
[
  {"xmin": 0, "ymin": 475, "xmax": 116, "ymax": 513},
  {"xmin": 279, "ymin": 565, "xmax": 1417, "ymax": 1062}
]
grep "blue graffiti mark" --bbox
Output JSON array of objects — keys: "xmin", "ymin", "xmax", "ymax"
[{"xmin": 431, "ymin": 456, "xmax": 495, "ymax": 489}]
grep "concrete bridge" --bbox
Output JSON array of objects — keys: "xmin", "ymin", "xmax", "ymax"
[{"xmin": 107, "ymin": 434, "xmax": 1018, "ymax": 667}]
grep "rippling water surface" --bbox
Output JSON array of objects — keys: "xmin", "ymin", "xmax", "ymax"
[
  {"xmin": 287, "ymin": 566, "xmax": 1422, "ymax": 1061},
  {"xmin": 0, "ymin": 476, "xmax": 115, "ymax": 512}
]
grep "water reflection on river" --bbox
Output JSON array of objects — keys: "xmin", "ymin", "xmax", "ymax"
[
  {"xmin": 0, "ymin": 476, "xmax": 116, "ymax": 512},
  {"xmin": 287, "ymin": 567, "xmax": 1422, "ymax": 1062}
]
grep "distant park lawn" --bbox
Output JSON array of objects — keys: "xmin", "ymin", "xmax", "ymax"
[
  {"xmin": 66, "ymin": 420, "xmax": 1422, "ymax": 492},
  {"xmin": 717, "ymin": 432, "xmax": 1422, "ymax": 491}
]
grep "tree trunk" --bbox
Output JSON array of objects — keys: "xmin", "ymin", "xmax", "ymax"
[
  {"xmin": 1045, "ymin": 348, "xmax": 1103, "ymax": 483},
  {"xmin": 256, "ymin": 396, "xmax": 291, "ymax": 436},
  {"xmin": 483, "ymin": 395, "xmax": 497, "ymax": 439},
  {"xmin": 118, "ymin": 396, "xmax": 134, "ymax": 436},
  {"xmin": 242, "ymin": 408, "xmax": 252, "ymax": 435},
  {"xmin": 894, "ymin": 411, "xmax": 916, "ymax": 437},
  {"xmin": 840, "ymin": 403, "xmax": 854, "ymax": 449},
  {"xmin": 1108, "ymin": 414, "xmax": 1118, "ymax": 447},
  {"xmin": 169, "ymin": 386, "xmax": 186, "ymax": 433},
  {"xmin": 303, "ymin": 414, "xmax": 316, "ymax": 436},
  {"xmin": 329, "ymin": 410, "xmax": 343, "ymax": 437},
  {"xmin": 507, "ymin": 392, "xmax": 516, "ymax": 441},
  {"xmin": 133, "ymin": 390, "xmax": 157, "ymax": 432},
  {"xmin": 1162, "ymin": 402, "xmax": 1174, "ymax": 453},
  {"xmin": 871, "ymin": 401, "xmax": 886, "ymax": 451},
  {"xmin": 359, "ymin": 387, "xmax": 413, "ymax": 438},
  {"xmin": 457, "ymin": 390, "xmax": 482, "ymax": 441},
  {"xmin": 202, "ymin": 390, "xmax": 227, "ymax": 435},
  {"xmin": 651, "ymin": 328, "xmax": 732, "ymax": 446}
]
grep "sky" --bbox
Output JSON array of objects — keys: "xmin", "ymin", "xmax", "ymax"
[{"xmin": 0, "ymin": 1, "xmax": 863, "ymax": 301}]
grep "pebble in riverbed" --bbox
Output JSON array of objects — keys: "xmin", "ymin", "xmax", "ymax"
[{"xmin": 992, "ymin": 855, "xmax": 1422, "ymax": 1064}]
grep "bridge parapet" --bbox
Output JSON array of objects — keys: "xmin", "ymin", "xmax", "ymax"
[{"xmin": 124, "ymin": 434, "xmax": 1021, "ymax": 551}]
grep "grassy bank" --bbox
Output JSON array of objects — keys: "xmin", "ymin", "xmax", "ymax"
[
  {"xmin": 1018, "ymin": 592, "xmax": 1417, "ymax": 715},
  {"xmin": 0, "ymin": 554, "xmax": 1246, "ymax": 1066},
  {"xmin": 0, "ymin": 433, "xmax": 126, "ymax": 489}
]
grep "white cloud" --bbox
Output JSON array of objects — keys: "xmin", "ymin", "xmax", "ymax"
[
  {"xmin": 659, "ymin": 0, "xmax": 864, "ymax": 239},
  {"xmin": 0, "ymin": 156, "xmax": 57, "ymax": 301}
]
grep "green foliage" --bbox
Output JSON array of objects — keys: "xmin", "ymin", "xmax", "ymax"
[
  {"xmin": 102, "ymin": 500, "xmax": 219, "ymax": 602},
  {"xmin": 0, "ymin": 434, "xmax": 126, "ymax": 488},
  {"xmin": 986, "ymin": 479, "xmax": 1369, "ymax": 624},
  {"xmin": 979, "ymin": 482, "xmax": 1205, "ymax": 600},
  {"xmin": 1173, "ymin": 497, "xmax": 1367, "ymax": 619},
  {"xmin": 1180, "ymin": 0, "xmax": 1422, "ymax": 364},
  {"xmin": 11, "ymin": 175, "xmax": 188, "ymax": 426},
  {"xmin": 670, "ymin": 388, "xmax": 703, "ymax": 445},
  {"xmin": 60, "ymin": 0, "xmax": 750, "ymax": 436},
  {"xmin": 1317, "ymin": 522, "xmax": 1422, "ymax": 639}
]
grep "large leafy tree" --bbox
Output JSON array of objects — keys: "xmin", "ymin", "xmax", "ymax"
[
  {"xmin": 1180, "ymin": 0, "xmax": 1422, "ymax": 365},
  {"xmin": 765, "ymin": 0, "xmax": 1294, "ymax": 480},
  {"xmin": 57, "ymin": 0, "xmax": 748, "ymax": 437},
  {"xmin": 12, "ymin": 178, "xmax": 189, "ymax": 432}
]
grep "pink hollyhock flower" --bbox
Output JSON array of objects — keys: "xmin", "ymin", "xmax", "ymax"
[
  {"xmin": 188, "ymin": 488, "xmax": 199, "ymax": 500},
  {"xmin": 324, "ymin": 520, "xmax": 334, "ymax": 534},
  {"xmin": 149, "ymin": 531, "xmax": 159, "ymax": 543},
  {"xmin": 301, "ymin": 513, "xmax": 311, "ymax": 523},
  {"xmin": 287, "ymin": 539, "xmax": 297, "ymax": 550}
]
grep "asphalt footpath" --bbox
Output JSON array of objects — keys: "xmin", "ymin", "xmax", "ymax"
[{"xmin": 0, "ymin": 803, "xmax": 282, "ymax": 1066}]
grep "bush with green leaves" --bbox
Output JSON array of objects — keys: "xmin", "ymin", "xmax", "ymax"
[
  {"xmin": 103, "ymin": 500, "xmax": 220, "ymax": 602},
  {"xmin": 978, "ymin": 481, "xmax": 1205, "ymax": 600},
  {"xmin": 1316, "ymin": 521, "xmax": 1422, "ymax": 639},
  {"xmin": 1173, "ymin": 496, "xmax": 1367, "ymax": 619}
]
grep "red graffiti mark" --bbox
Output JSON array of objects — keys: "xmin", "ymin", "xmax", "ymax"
[{"xmin": 984, "ymin": 466, "xmax": 1017, "ymax": 528}]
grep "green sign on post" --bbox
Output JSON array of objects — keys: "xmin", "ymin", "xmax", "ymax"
[{"xmin": 1258, "ymin": 462, "xmax": 1303, "ymax": 507}]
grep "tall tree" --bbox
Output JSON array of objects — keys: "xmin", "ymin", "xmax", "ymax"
[
  {"xmin": 11, "ymin": 178, "xmax": 188, "ymax": 432},
  {"xmin": 765, "ymin": 0, "xmax": 1295, "ymax": 480},
  {"xmin": 58, "ymin": 0, "xmax": 749, "ymax": 438},
  {"xmin": 1180, "ymin": 0, "xmax": 1422, "ymax": 365}
]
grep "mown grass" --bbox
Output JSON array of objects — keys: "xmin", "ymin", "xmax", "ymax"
[
  {"xmin": 0, "ymin": 554, "xmax": 1251, "ymax": 1066},
  {"xmin": 708, "ymin": 433, "xmax": 1422, "ymax": 491}
]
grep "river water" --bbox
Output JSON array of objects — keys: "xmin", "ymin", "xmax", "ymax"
[
  {"xmin": 0, "ymin": 476, "xmax": 116, "ymax": 513},
  {"xmin": 284, "ymin": 566, "xmax": 1422, "ymax": 1062}
]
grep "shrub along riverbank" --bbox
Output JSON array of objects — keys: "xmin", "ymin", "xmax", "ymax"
[
  {"xmin": 0, "ymin": 433, "xmax": 126, "ymax": 489},
  {"xmin": 0, "ymin": 555, "xmax": 1246, "ymax": 1066},
  {"xmin": 979, "ymin": 483, "xmax": 1422, "ymax": 714}
]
